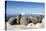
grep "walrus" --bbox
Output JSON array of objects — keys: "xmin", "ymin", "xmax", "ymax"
[
  {"xmin": 8, "ymin": 14, "xmax": 22, "ymax": 25},
  {"xmin": 20, "ymin": 16, "xmax": 29, "ymax": 25}
]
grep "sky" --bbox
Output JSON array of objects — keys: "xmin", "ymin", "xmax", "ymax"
[{"xmin": 6, "ymin": 1, "xmax": 45, "ymax": 15}]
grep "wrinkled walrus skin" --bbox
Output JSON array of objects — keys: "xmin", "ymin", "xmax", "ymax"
[{"xmin": 8, "ymin": 15, "xmax": 44, "ymax": 25}]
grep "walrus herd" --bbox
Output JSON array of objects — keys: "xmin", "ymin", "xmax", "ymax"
[{"xmin": 8, "ymin": 15, "xmax": 44, "ymax": 25}]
